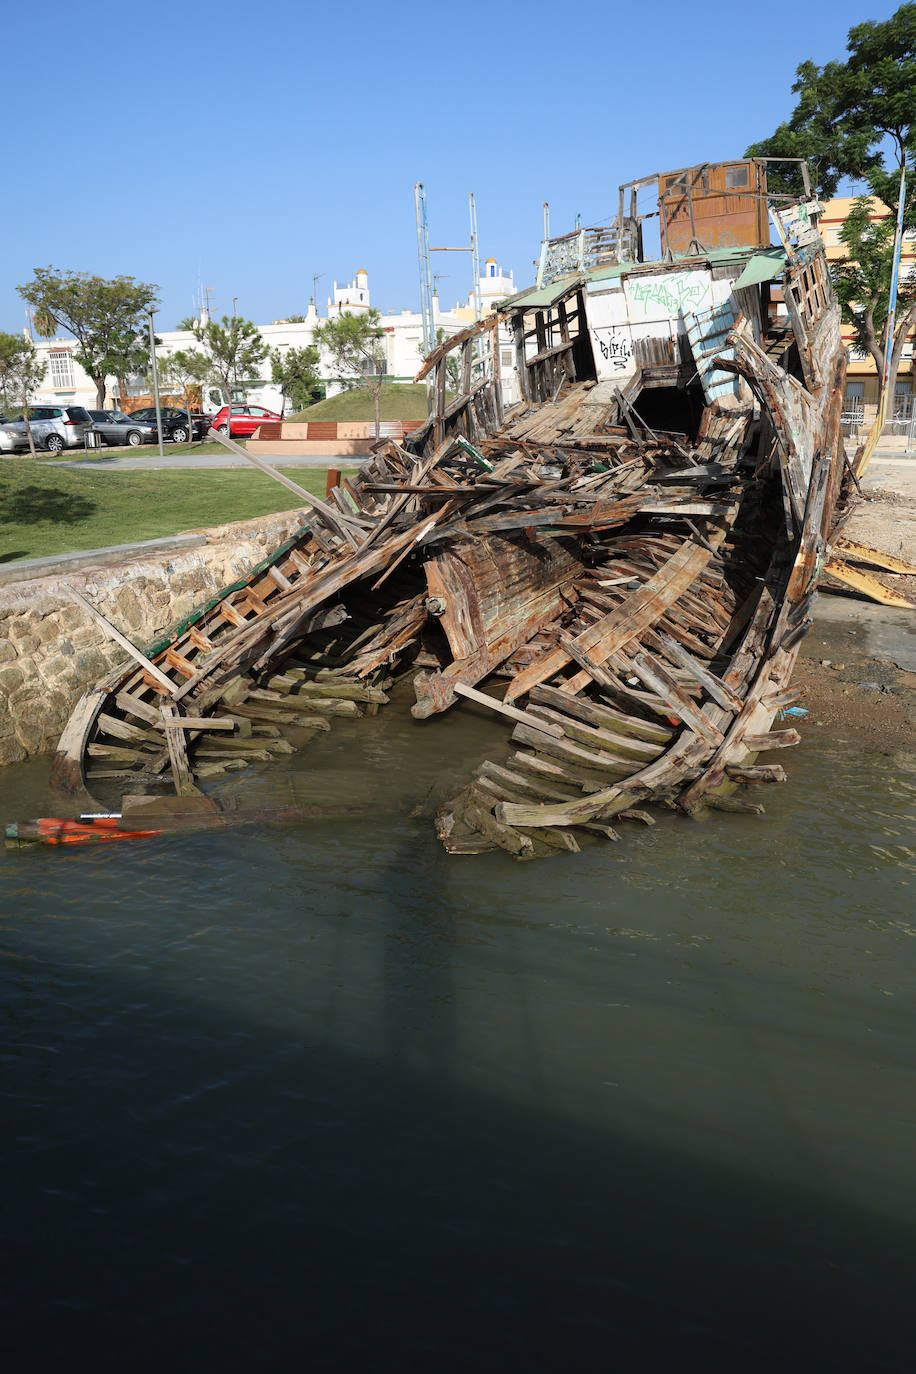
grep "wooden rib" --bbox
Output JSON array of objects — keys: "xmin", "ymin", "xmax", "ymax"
[
  {"xmin": 609, "ymin": 651, "xmax": 724, "ymax": 746},
  {"xmin": 504, "ymin": 535, "xmax": 721, "ymax": 702}
]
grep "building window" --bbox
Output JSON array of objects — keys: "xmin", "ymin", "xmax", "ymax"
[
  {"xmin": 49, "ymin": 351, "xmax": 73, "ymax": 388},
  {"xmin": 725, "ymin": 165, "xmax": 749, "ymax": 189},
  {"xmin": 501, "ymin": 350, "xmax": 512, "ymax": 367},
  {"xmin": 845, "ymin": 380, "xmax": 865, "ymax": 420}
]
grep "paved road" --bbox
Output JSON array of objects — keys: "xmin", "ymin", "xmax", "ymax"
[{"xmin": 50, "ymin": 451, "xmax": 366, "ymax": 472}]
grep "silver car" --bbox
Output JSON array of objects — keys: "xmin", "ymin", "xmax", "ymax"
[
  {"xmin": 0, "ymin": 404, "xmax": 93, "ymax": 454},
  {"xmin": 0, "ymin": 423, "xmax": 21, "ymax": 454},
  {"xmin": 87, "ymin": 410, "xmax": 158, "ymax": 447}
]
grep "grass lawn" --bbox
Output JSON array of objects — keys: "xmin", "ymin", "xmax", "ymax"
[
  {"xmin": 0, "ymin": 460, "xmax": 357, "ymax": 564},
  {"xmin": 290, "ymin": 383, "xmax": 429, "ymax": 422}
]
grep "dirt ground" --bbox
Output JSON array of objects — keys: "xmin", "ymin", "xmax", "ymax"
[
  {"xmin": 795, "ymin": 597, "xmax": 916, "ymax": 754},
  {"xmin": 790, "ymin": 456, "xmax": 916, "ymax": 754}
]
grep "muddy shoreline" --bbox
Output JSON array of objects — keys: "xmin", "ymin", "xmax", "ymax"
[{"xmin": 797, "ymin": 595, "xmax": 916, "ymax": 753}]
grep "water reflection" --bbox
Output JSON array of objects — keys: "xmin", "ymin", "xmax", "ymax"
[{"xmin": 1, "ymin": 712, "xmax": 915, "ymax": 1370}]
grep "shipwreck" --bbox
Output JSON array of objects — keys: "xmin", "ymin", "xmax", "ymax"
[{"xmin": 51, "ymin": 158, "xmax": 852, "ymax": 857}]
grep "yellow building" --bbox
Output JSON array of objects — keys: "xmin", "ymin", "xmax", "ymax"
[{"xmin": 820, "ymin": 196, "xmax": 915, "ymax": 425}]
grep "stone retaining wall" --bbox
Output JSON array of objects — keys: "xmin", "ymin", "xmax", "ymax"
[{"xmin": 0, "ymin": 509, "xmax": 304, "ymax": 766}]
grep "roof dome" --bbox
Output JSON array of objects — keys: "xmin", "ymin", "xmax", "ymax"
[{"xmin": 484, "ymin": 256, "xmax": 497, "ymax": 264}]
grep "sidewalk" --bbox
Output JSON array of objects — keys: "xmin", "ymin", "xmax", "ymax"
[{"xmin": 51, "ymin": 452, "xmax": 368, "ymax": 472}]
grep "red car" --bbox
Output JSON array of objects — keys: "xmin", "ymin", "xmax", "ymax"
[{"xmin": 209, "ymin": 404, "xmax": 282, "ymax": 438}]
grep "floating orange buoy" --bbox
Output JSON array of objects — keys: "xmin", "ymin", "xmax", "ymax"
[{"xmin": 4, "ymin": 816, "xmax": 164, "ymax": 847}]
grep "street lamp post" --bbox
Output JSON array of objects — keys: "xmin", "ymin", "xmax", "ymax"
[
  {"xmin": 147, "ymin": 308, "xmax": 165, "ymax": 459},
  {"xmin": 231, "ymin": 297, "xmax": 239, "ymax": 411}
]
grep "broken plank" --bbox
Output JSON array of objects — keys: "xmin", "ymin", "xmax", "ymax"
[
  {"xmin": 153, "ymin": 716, "xmax": 236, "ymax": 731},
  {"xmin": 646, "ymin": 630, "xmax": 742, "ymax": 712},
  {"xmin": 529, "ymin": 682, "xmax": 672, "ymax": 745},
  {"xmin": 724, "ymin": 764, "xmax": 787, "ymax": 783},
  {"xmin": 160, "ymin": 703, "xmax": 201, "ymax": 796},
  {"xmin": 462, "ymin": 788, "xmax": 534, "ymax": 858},
  {"xmin": 741, "ymin": 729, "xmax": 801, "ymax": 751},
  {"xmin": 504, "ymin": 535, "xmax": 721, "ymax": 702},
  {"xmin": 526, "ymin": 703, "xmax": 664, "ymax": 763},
  {"xmin": 70, "ymin": 590, "xmax": 176, "ymax": 695},
  {"xmin": 511, "ymin": 721, "xmax": 637, "ymax": 778},
  {"xmin": 453, "ymin": 681, "xmax": 564, "ymax": 737},
  {"xmin": 611, "ymin": 650, "xmax": 724, "ymax": 747}
]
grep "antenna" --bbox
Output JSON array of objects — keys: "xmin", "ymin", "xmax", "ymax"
[
  {"xmin": 468, "ymin": 192, "xmax": 482, "ymax": 321},
  {"xmin": 414, "ymin": 182, "xmax": 436, "ymax": 355},
  {"xmin": 312, "ymin": 273, "xmax": 323, "ymax": 308},
  {"xmin": 417, "ymin": 184, "xmax": 483, "ymax": 329}
]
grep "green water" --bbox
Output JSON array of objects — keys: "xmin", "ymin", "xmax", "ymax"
[{"xmin": 1, "ymin": 687, "xmax": 915, "ymax": 1372}]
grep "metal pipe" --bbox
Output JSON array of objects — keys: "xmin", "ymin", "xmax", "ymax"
[{"xmin": 882, "ymin": 162, "xmax": 908, "ymax": 395}]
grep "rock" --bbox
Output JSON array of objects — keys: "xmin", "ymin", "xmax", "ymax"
[
  {"xmin": 8, "ymin": 617, "xmax": 37, "ymax": 642},
  {"xmin": 0, "ymin": 665, "xmax": 26, "ymax": 696},
  {"xmin": 36, "ymin": 618, "xmax": 64, "ymax": 646},
  {"xmin": 0, "ymin": 736, "xmax": 26, "ymax": 766},
  {"xmin": 14, "ymin": 718, "xmax": 50, "ymax": 755},
  {"xmin": 860, "ymin": 681, "xmax": 882, "ymax": 691}
]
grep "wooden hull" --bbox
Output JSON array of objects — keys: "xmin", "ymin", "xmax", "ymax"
[{"xmin": 49, "ymin": 195, "xmax": 847, "ymax": 859}]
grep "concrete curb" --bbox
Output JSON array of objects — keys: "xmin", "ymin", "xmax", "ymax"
[{"xmin": 0, "ymin": 533, "xmax": 207, "ymax": 586}]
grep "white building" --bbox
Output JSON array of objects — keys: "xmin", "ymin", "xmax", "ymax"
[{"xmin": 26, "ymin": 259, "xmax": 520, "ymax": 414}]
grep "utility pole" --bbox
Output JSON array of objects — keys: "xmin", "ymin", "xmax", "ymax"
[
  {"xmin": 231, "ymin": 297, "xmax": 239, "ymax": 406},
  {"xmin": 414, "ymin": 182, "xmax": 436, "ymax": 356},
  {"xmin": 543, "ymin": 202, "xmax": 550, "ymax": 241},
  {"xmin": 146, "ymin": 308, "xmax": 166, "ymax": 460}
]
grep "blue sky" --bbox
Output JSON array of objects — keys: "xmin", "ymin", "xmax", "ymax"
[{"xmin": 1, "ymin": 0, "xmax": 897, "ymax": 332}]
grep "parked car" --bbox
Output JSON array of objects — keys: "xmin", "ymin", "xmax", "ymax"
[
  {"xmin": 209, "ymin": 404, "xmax": 282, "ymax": 438},
  {"xmin": 126, "ymin": 406, "xmax": 209, "ymax": 442},
  {"xmin": 88, "ymin": 410, "xmax": 159, "ymax": 447},
  {"xmin": 0, "ymin": 404, "xmax": 92, "ymax": 453},
  {"xmin": 0, "ymin": 423, "xmax": 21, "ymax": 454},
  {"xmin": 189, "ymin": 412, "xmax": 212, "ymax": 439}
]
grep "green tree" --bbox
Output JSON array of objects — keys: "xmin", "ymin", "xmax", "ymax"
[
  {"xmin": 426, "ymin": 327, "xmax": 462, "ymax": 392},
  {"xmin": 832, "ymin": 197, "xmax": 916, "ymax": 402},
  {"xmin": 157, "ymin": 349, "xmax": 212, "ymax": 412},
  {"xmin": 314, "ymin": 308, "xmax": 387, "ymax": 438},
  {"xmin": 0, "ymin": 333, "xmax": 47, "ymax": 456},
  {"xmin": 17, "ymin": 268, "xmax": 158, "ymax": 409},
  {"xmin": 746, "ymin": 4, "xmax": 916, "ymax": 405},
  {"xmin": 184, "ymin": 316, "xmax": 268, "ymax": 420},
  {"xmin": 176, "ymin": 316, "xmax": 198, "ymax": 331},
  {"xmin": 745, "ymin": 4, "xmax": 915, "ymax": 206},
  {"xmin": 270, "ymin": 344, "xmax": 323, "ymax": 416}
]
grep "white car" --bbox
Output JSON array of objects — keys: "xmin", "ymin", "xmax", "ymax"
[{"xmin": 0, "ymin": 404, "xmax": 93, "ymax": 454}]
